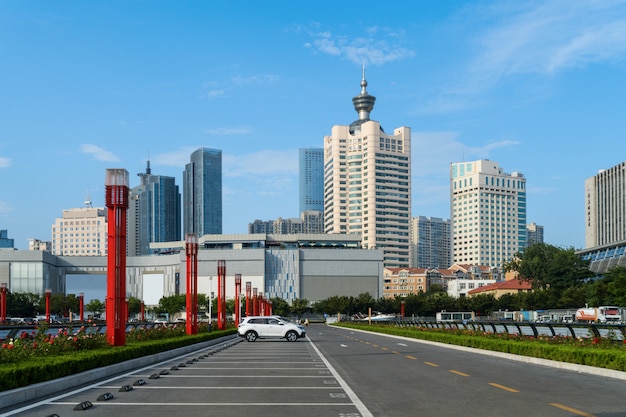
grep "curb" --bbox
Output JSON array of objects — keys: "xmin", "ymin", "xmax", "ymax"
[{"xmin": 0, "ymin": 335, "xmax": 239, "ymax": 411}]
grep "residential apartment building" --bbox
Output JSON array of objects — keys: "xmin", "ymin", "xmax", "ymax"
[
  {"xmin": 248, "ymin": 211, "xmax": 324, "ymax": 235},
  {"xmin": 450, "ymin": 159, "xmax": 526, "ymax": 268},
  {"xmin": 129, "ymin": 160, "xmax": 181, "ymax": 256},
  {"xmin": 51, "ymin": 201, "xmax": 107, "ymax": 256},
  {"xmin": 324, "ymin": 71, "xmax": 411, "ymax": 268},
  {"xmin": 183, "ymin": 147, "xmax": 222, "ymax": 236},
  {"xmin": 299, "ymin": 148, "xmax": 324, "ymax": 213},
  {"xmin": 585, "ymin": 161, "xmax": 626, "ymax": 248},
  {"xmin": 411, "ymin": 216, "xmax": 450, "ymax": 268}
]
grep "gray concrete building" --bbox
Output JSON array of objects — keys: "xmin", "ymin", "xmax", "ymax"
[{"xmin": 0, "ymin": 233, "xmax": 383, "ymax": 305}]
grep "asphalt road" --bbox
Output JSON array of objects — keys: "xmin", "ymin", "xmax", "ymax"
[{"xmin": 3, "ymin": 324, "xmax": 626, "ymax": 417}]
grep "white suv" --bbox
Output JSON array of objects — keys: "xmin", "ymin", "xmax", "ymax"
[{"xmin": 237, "ymin": 316, "xmax": 306, "ymax": 342}]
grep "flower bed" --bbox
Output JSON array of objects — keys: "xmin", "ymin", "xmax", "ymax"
[{"xmin": 0, "ymin": 323, "xmax": 236, "ymax": 391}]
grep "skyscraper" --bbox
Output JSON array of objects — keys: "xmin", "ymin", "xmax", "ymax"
[
  {"xmin": 129, "ymin": 160, "xmax": 181, "ymax": 256},
  {"xmin": 450, "ymin": 159, "xmax": 526, "ymax": 268},
  {"xmin": 585, "ymin": 161, "xmax": 626, "ymax": 248},
  {"xmin": 183, "ymin": 147, "xmax": 222, "ymax": 236},
  {"xmin": 324, "ymin": 70, "xmax": 411, "ymax": 268},
  {"xmin": 411, "ymin": 216, "xmax": 451, "ymax": 268},
  {"xmin": 299, "ymin": 148, "xmax": 324, "ymax": 214},
  {"xmin": 526, "ymin": 222, "xmax": 544, "ymax": 246}
]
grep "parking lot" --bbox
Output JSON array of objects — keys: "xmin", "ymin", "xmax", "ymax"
[{"xmin": 5, "ymin": 333, "xmax": 370, "ymax": 417}]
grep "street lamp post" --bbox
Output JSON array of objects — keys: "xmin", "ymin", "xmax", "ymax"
[
  {"xmin": 0, "ymin": 283, "xmax": 6, "ymax": 324},
  {"xmin": 79, "ymin": 292, "xmax": 84, "ymax": 322},
  {"xmin": 234, "ymin": 274, "xmax": 242, "ymax": 324},
  {"xmin": 185, "ymin": 233, "xmax": 199, "ymax": 335},
  {"xmin": 105, "ymin": 168, "xmax": 129, "ymax": 346},
  {"xmin": 45, "ymin": 288, "xmax": 51, "ymax": 323}
]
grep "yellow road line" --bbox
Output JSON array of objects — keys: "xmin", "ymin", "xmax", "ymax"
[
  {"xmin": 488, "ymin": 383, "xmax": 519, "ymax": 393},
  {"xmin": 449, "ymin": 370, "xmax": 469, "ymax": 377},
  {"xmin": 391, "ymin": 351, "xmax": 400, "ymax": 355},
  {"xmin": 424, "ymin": 361, "xmax": 439, "ymax": 367},
  {"xmin": 550, "ymin": 403, "xmax": 597, "ymax": 417},
  {"xmin": 381, "ymin": 347, "xmax": 389, "ymax": 351},
  {"xmin": 405, "ymin": 355, "xmax": 418, "ymax": 360}
]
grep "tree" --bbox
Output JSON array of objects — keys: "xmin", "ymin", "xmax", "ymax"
[
  {"xmin": 504, "ymin": 243, "xmax": 593, "ymax": 290},
  {"xmin": 290, "ymin": 298, "xmax": 310, "ymax": 319},
  {"xmin": 85, "ymin": 299, "xmax": 105, "ymax": 318},
  {"xmin": 158, "ymin": 294, "xmax": 186, "ymax": 319},
  {"xmin": 128, "ymin": 296, "xmax": 142, "ymax": 318},
  {"xmin": 269, "ymin": 297, "xmax": 290, "ymax": 317}
]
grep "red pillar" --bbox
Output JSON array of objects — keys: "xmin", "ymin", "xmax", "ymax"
[
  {"xmin": 245, "ymin": 282, "xmax": 251, "ymax": 317},
  {"xmin": 252, "ymin": 288, "xmax": 258, "ymax": 316},
  {"xmin": 259, "ymin": 293, "xmax": 264, "ymax": 316},
  {"xmin": 79, "ymin": 293, "xmax": 84, "ymax": 322},
  {"xmin": 185, "ymin": 233, "xmax": 199, "ymax": 335},
  {"xmin": 401, "ymin": 300, "xmax": 405, "ymax": 318},
  {"xmin": 0, "ymin": 283, "xmax": 6, "ymax": 324},
  {"xmin": 268, "ymin": 301, "xmax": 273, "ymax": 316},
  {"xmin": 105, "ymin": 168, "xmax": 129, "ymax": 346},
  {"xmin": 217, "ymin": 260, "xmax": 226, "ymax": 330},
  {"xmin": 234, "ymin": 274, "xmax": 242, "ymax": 324},
  {"xmin": 140, "ymin": 302, "xmax": 145, "ymax": 321},
  {"xmin": 45, "ymin": 288, "xmax": 51, "ymax": 323}
]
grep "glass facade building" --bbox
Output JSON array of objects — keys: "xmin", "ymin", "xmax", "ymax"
[
  {"xmin": 299, "ymin": 148, "xmax": 324, "ymax": 214},
  {"xmin": 183, "ymin": 147, "xmax": 222, "ymax": 236},
  {"xmin": 129, "ymin": 161, "xmax": 181, "ymax": 256}
]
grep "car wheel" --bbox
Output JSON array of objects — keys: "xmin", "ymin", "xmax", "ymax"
[
  {"xmin": 245, "ymin": 331, "xmax": 258, "ymax": 342},
  {"xmin": 285, "ymin": 330, "xmax": 298, "ymax": 342}
]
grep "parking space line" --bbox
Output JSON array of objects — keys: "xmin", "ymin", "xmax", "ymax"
[{"xmin": 307, "ymin": 338, "xmax": 375, "ymax": 417}]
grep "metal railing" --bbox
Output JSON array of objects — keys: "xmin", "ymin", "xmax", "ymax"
[{"xmin": 391, "ymin": 319, "xmax": 626, "ymax": 341}]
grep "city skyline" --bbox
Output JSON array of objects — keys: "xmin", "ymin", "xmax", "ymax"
[{"xmin": 3, "ymin": 1, "xmax": 626, "ymax": 250}]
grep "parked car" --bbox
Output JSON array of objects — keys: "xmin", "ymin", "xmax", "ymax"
[{"xmin": 237, "ymin": 316, "xmax": 306, "ymax": 342}]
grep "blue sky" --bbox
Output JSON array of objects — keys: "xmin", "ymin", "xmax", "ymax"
[{"xmin": 2, "ymin": 1, "xmax": 626, "ymax": 250}]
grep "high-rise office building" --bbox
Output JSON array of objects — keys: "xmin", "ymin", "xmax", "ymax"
[
  {"xmin": 51, "ymin": 200, "xmax": 108, "ymax": 256},
  {"xmin": 183, "ymin": 147, "xmax": 222, "ymax": 236},
  {"xmin": 585, "ymin": 161, "xmax": 626, "ymax": 248},
  {"xmin": 129, "ymin": 160, "xmax": 181, "ymax": 256},
  {"xmin": 526, "ymin": 222, "xmax": 544, "ymax": 246},
  {"xmin": 450, "ymin": 159, "xmax": 527, "ymax": 268},
  {"xmin": 324, "ymin": 71, "xmax": 411, "ymax": 268},
  {"xmin": 0, "ymin": 230, "xmax": 14, "ymax": 249},
  {"xmin": 411, "ymin": 216, "xmax": 451, "ymax": 268},
  {"xmin": 299, "ymin": 148, "xmax": 324, "ymax": 214}
]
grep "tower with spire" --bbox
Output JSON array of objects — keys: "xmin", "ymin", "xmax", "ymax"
[
  {"xmin": 323, "ymin": 70, "xmax": 412, "ymax": 268},
  {"xmin": 128, "ymin": 159, "xmax": 181, "ymax": 256}
]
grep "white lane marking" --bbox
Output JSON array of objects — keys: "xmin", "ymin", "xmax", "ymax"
[
  {"xmin": 308, "ymin": 338, "xmax": 375, "ymax": 417},
  {"xmin": 341, "ymin": 344, "xmax": 348, "ymax": 348},
  {"xmin": 1, "ymin": 339, "xmax": 237, "ymax": 416},
  {"xmin": 397, "ymin": 343, "xmax": 407, "ymax": 346}
]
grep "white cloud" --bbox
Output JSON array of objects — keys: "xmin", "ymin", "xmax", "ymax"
[
  {"xmin": 300, "ymin": 24, "xmax": 415, "ymax": 66},
  {"xmin": 204, "ymin": 127, "xmax": 252, "ymax": 136},
  {"xmin": 0, "ymin": 156, "xmax": 11, "ymax": 168},
  {"xmin": 80, "ymin": 144, "xmax": 120, "ymax": 162},
  {"xmin": 202, "ymin": 74, "xmax": 279, "ymax": 99},
  {"xmin": 428, "ymin": 1, "xmax": 626, "ymax": 113},
  {"xmin": 0, "ymin": 201, "xmax": 11, "ymax": 214},
  {"xmin": 476, "ymin": 1, "xmax": 626, "ymax": 77}
]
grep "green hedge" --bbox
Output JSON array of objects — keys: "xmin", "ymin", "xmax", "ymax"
[
  {"xmin": 0, "ymin": 329, "xmax": 237, "ymax": 391},
  {"xmin": 335, "ymin": 323, "xmax": 626, "ymax": 372}
]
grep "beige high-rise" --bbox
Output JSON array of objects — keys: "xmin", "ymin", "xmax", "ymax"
[
  {"xmin": 324, "ymin": 71, "xmax": 411, "ymax": 268},
  {"xmin": 585, "ymin": 161, "xmax": 626, "ymax": 248},
  {"xmin": 51, "ymin": 200, "xmax": 108, "ymax": 256}
]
